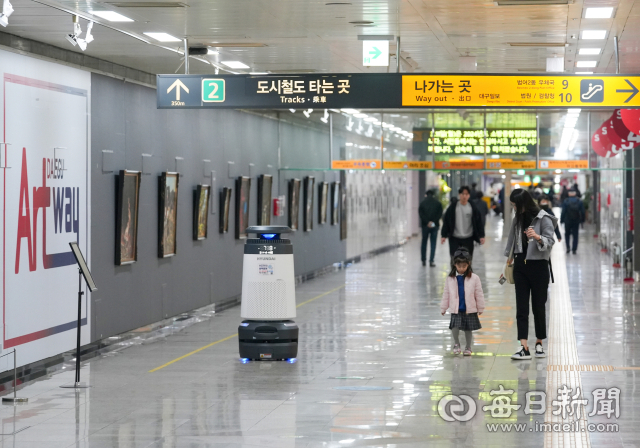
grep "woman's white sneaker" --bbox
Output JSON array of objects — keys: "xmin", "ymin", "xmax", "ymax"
[
  {"xmin": 511, "ymin": 347, "xmax": 532, "ymax": 360},
  {"xmin": 535, "ymin": 343, "xmax": 546, "ymax": 358}
]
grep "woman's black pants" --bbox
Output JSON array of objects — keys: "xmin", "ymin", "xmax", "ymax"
[{"xmin": 513, "ymin": 253, "xmax": 549, "ymax": 341}]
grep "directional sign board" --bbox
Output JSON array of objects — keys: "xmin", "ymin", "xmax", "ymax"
[
  {"xmin": 402, "ymin": 75, "xmax": 640, "ymax": 107},
  {"xmin": 157, "ymin": 73, "xmax": 640, "ymax": 109},
  {"xmin": 363, "ymin": 41, "xmax": 389, "ymax": 67},
  {"xmin": 157, "ymin": 76, "xmax": 202, "ymax": 107}
]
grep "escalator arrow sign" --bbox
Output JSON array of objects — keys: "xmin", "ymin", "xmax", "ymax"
[{"xmin": 616, "ymin": 79, "xmax": 639, "ymax": 103}]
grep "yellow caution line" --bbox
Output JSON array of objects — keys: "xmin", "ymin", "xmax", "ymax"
[
  {"xmin": 296, "ymin": 284, "xmax": 345, "ymax": 308},
  {"xmin": 148, "ymin": 334, "xmax": 237, "ymax": 373},
  {"xmin": 148, "ymin": 283, "xmax": 346, "ymax": 373}
]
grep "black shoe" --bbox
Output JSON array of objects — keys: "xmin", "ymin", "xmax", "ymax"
[
  {"xmin": 511, "ymin": 347, "xmax": 532, "ymax": 360},
  {"xmin": 430, "ymin": 262, "xmax": 436, "ymax": 268},
  {"xmin": 566, "ymin": 249, "xmax": 571, "ymax": 254},
  {"xmin": 422, "ymin": 260, "xmax": 426, "ymax": 266},
  {"xmin": 572, "ymin": 251, "xmax": 576, "ymax": 255},
  {"xmin": 535, "ymin": 343, "xmax": 546, "ymax": 358}
]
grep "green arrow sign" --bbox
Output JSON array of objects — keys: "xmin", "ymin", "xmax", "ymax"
[
  {"xmin": 369, "ymin": 47, "xmax": 382, "ymax": 59},
  {"xmin": 363, "ymin": 40, "xmax": 389, "ymax": 67}
]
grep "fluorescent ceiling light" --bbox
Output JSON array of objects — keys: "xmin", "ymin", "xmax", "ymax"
[
  {"xmin": 249, "ymin": 72, "xmax": 268, "ymax": 75},
  {"xmin": 221, "ymin": 60, "xmax": 249, "ymax": 69},
  {"xmin": 576, "ymin": 71, "xmax": 593, "ymax": 74},
  {"xmin": 91, "ymin": 10, "xmax": 133, "ymax": 21},
  {"xmin": 353, "ymin": 113, "xmax": 368, "ymax": 118},
  {"xmin": 144, "ymin": 32, "xmax": 181, "ymax": 42},
  {"xmin": 581, "ymin": 30, "xmax": 606, "ymax": 40},
  {"xmin": 579, "ymin": 48, "xmax": 601, "ymax": 55},
  {"xmin": 576, "ymin": 60, "xmax": 597, "ymax": 67},
  {"xmin": 341, "ymin": 108, "xmax": 359, "ymax": 114},
  {"xmin": 585, "ymin": 7, "xmax": 613, "ymax": 19},
  {"xmin": 207, "ymin": 49, "xmax": 219, "ymax": 55}
]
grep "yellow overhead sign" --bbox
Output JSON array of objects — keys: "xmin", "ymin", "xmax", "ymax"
[
  {"xmin": 383, "ymin": 161, "xmax": 433, "ymax": 170},
  {"xmin": 402, "ymin": 75, "xmax": 640, "ymax": 108},
  {"xmin": 331, "ymin": 159, "xmax": 381, "ymax": 170},
  {"xmin": 486, "ymin": 159, "xmax": 536, "ymax": 170}
]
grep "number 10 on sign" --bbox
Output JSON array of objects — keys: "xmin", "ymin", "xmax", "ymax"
[{"xmin": 202, "ymin": 79, "xmax": 225, "ymax": 102}]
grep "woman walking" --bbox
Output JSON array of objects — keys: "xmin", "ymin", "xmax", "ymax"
[{"xmin": 505, "ymin": 189, "xmax": 558, "ymax": 360}]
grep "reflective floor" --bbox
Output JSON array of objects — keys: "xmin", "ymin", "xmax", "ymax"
[{"xmin": 0, "ymin": 214, "xmax": 637, "ymax": 447}]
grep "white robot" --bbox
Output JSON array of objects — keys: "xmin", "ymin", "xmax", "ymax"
[{"xmin": 238, "ymin": 226, "xmax": 298, "ymax": 360}]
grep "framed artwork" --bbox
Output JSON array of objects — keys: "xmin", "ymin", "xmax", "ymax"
[
  {"xmin": 331, "ymin": 181, "xmax": 340, "ymax": 226},
  {"xmin": 235, "ymin": 176, "xmax": 251, "ymax": 239},
  {"xmin": 257, "ymin": 174, "xmax": 273, "ymax": 226},
  {"xmin": 318, "ymin": 181, "xmax": 328, "ymax": 224},
  {"xmin": 219, "ymin": 187, "xmax": 232, "ymax": 233},
  {"xmin": 193, "ymin": 185, "xmax": 210, "ymax": 240},
  {"xmin": 340, "ymin": 172, "xmax": 347, "ymax": 240},
  {"xmin": 158, "ymin": 172, "xmax": 179, "ymax": 258},
  {"xmin": 304, "ymin": 176, "xmax": 315, "ymax": 232},
  {"xmin": 288, "ymin": 178, "xmax": 301, "ymax": 231},
  {"xmin": 115, "ymin": 170, "xmax": 141, "ymax": 265}
]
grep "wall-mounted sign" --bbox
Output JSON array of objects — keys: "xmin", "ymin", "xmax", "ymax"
[
  {"xmin": 363, "ymin": 41, "xmax": 389, "ymax": 67},
  {"xmin": 383, "ymin": 161, "xmax": 433, "ymax": 170},
  {"xmin": 539, "ymin": 160, "xmax": 589, "ymax": 169},
  {"xmin": 331, "ymin": 159, "xmax": 381, "ymax": 169},
  {"xmin": 158, "ymin": 73, "xmax": 640, "ymax": 109}
]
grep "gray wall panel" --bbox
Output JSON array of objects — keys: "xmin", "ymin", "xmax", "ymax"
[{"xmin": 90, "ymin": 74, "xmax": 347, "ymax": 341}]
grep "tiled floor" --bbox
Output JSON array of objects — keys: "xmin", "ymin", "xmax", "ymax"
[{"xmin": 0, "ymin": 214, "xmax": 635, "ymax": 447}]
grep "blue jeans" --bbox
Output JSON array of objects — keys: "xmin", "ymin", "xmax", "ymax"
[
  {"xmin": 565, "ymin": 222, "xmax": 579, "ymax": 252},
  {"xmin": 421, "ymin": 226, "xmax": 439, "ymax": 263}
]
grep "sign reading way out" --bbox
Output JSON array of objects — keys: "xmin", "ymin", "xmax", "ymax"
[{"xmin": 157, "ymin": 73, "xmax": 640, "ymax": 109}]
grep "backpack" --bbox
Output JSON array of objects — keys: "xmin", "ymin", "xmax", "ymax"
[{"xmin": 568, "ymin": 199, "xmax": 581, "ymax": 222}]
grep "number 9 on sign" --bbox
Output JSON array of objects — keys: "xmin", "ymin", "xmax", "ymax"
[{"xmin": 202, "ymin": 79, "xmax": 225, "ymax": 103}]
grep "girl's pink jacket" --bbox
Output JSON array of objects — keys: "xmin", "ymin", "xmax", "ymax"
[{"xmin": 440, "ymin": 273, "xmax": 485, "ymax": 315}]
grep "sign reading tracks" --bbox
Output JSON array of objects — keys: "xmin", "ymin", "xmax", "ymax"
[{"xmin": 157, "ymin": 73, "xmax": 640, "ymax": 109}]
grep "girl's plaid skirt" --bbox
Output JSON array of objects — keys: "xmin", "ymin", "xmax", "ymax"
[{"xmin": 449, "ymin": 312, "xmax": 482, "ymax": 331}]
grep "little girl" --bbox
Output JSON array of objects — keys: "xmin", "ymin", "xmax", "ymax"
[{"xmin": 440, "ymin": 248, "xmax": 485, "ymax": 355}]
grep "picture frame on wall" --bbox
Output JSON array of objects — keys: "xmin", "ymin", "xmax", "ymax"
[
  {"xmin": 318, "ymin": 181, "xmax": 328, "ymax": 224},
  {"xmin": 193, "ymin": 185, "xmax": 210, "ymax": 240},
  {"xmin": 257, "ymin": 174, "xmax": 273, "ymax": 226},
  {"xmin": 288, "ymin": 178, "xmax": 301, "ymax": 231},
  {"xmin": 235, "ymin": 176, "xmax": 251, "ymax": 239},
  {"xmin": 304, "ymin": 176, "xmax": 315, "ymax": 232},
  {"xmin": 115, "ymin": 170, "xmax": 141, "ymax": 265},
  {"xmin": 331, "ymin": 181, "xmax": 340, "ymax": 226},
  {"xmin": 158, "ymin": 172, "xmax": 179, "ymax": 258},
  {"xmin": 340, "ymin": 181, "xmax": 348, "ymax": 240},
  {"xmin": 219, "ymin": 187, "xmax": 232, "ymax": 233}
]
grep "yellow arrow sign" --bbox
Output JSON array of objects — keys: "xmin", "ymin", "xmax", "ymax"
[{"xmin": 402, "ymin": 75, "xmax": 640, "ymax": 108}]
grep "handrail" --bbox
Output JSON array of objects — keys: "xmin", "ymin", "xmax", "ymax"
[
  {"xmin": 0, "ymin": 349, "xmax": 16, "ymax": 359},
  {"xmin": 0, "ymin": 349, "xmax": 27, "ymax": 405}
]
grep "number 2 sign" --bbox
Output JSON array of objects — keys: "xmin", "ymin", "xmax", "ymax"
[{"xmin": 202, "ymin": 79, "xmax": 225, "ymax": 103}]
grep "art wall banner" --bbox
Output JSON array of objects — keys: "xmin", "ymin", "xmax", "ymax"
[{"xmin": 0, "ymin": 49, "xmax": 91, "ymax": 368}]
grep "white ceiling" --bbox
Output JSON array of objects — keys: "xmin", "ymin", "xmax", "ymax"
[{"xmin": 3, "ymin": 0, "xmax": 639, "ymax": 75}]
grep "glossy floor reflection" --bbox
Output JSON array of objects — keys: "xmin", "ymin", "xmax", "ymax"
[{"xmin": 0, "ymin": 215, "xmax": 634, "ymax": 447}]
